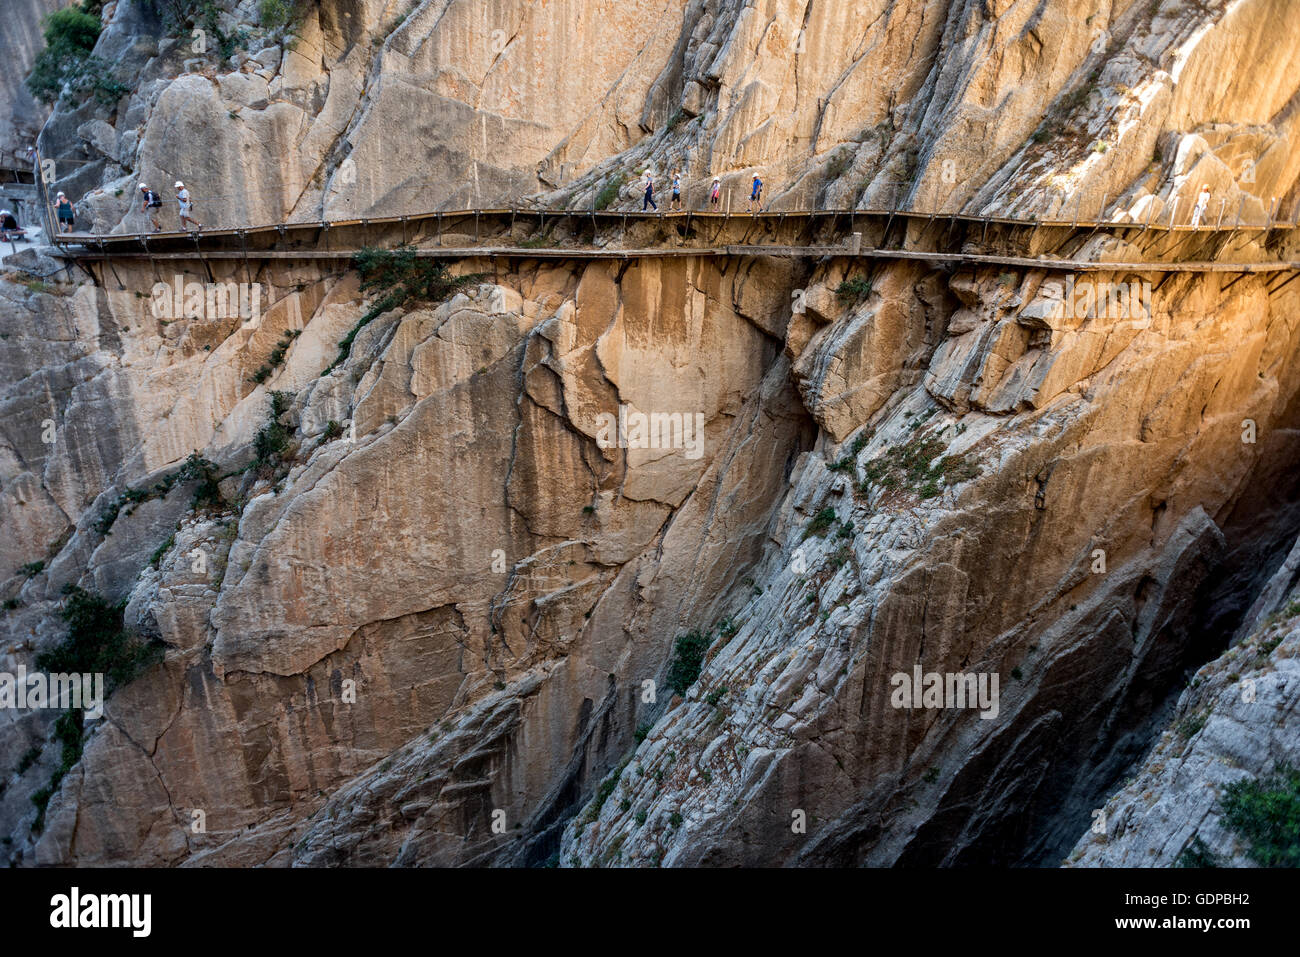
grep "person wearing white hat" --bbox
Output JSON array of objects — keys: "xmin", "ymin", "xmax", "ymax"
[
  {"xmin": 139, "ymin": 183, "xmax": 163, "ymax": 231},
  {"xmin": 54, "ymin": 191, "xmax": 75, "ymax": 233},
  {"xmin": 709, "ymin": 176, "xmax": 721, "ymax": 209},
  {"xmin": 175, "ymin": 180, "xmax": 202, "ymax": 230},
  {"xmin": 0, "ymin": 209, "xmax": 24, "ymax": 242},
  {"xmin": 1191, "ymin": 182, "xmax": 1211, "ymax": 228}
]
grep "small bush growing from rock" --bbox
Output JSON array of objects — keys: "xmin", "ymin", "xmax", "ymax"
[
  {"xmin": 1219, "ymin": 763, "xmax": 1300, "ymax": 867},
  {"xmin": 37, "ymin": 586, "xmax": 163, "ymax": 693},
  {"xmin": 595, "ymin": 172, "xmax": 627, "ymax": 210},
  {"xmin": 327, "ymin": 247, "xmax": 482, "ymax": 373},
  {"xmin": 16, "ymin": 744, "xmax": 42, "ymax": 775},
  {"xmin": 836, "ymin": 277, "xmax": 873, "ymax": 304},
  {"xmin": 30, "ymin": 709, "xmax": 85, "ymax": 834},
  {"xmin": 667, "ymin": 630, "xmax": 711, "ymax": 694},
  {"xmin": 1175, "ymin": 835, "xmax": 1220, "ymax": 868},
  {"xmin": 804, "ymin": 507, "xmax": 838, "ymax": 539}
]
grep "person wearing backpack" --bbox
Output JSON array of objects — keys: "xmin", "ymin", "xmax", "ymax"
[
  {"xmin": 139, "ymin": 183, "xmax": 163, "ymax": 231},
  {"xmin": 748, "ymin": 174, "xmax": 763, "ymax": 212},
  {"xmin": 642, "ymin": 170, "xmax": 658, "ymax": 211}
]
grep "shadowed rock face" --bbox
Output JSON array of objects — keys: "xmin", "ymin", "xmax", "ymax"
[
  {"xmin": 3, "ymin": 0, "xmax": 1300, "ymax": 868},
  {"xmin": 559, "ymin": 240, "xmax": 1300, "ymax": 867},
  {"xmin": 0, "ymin": 0, "xmax": 62, "ymax": 158}
]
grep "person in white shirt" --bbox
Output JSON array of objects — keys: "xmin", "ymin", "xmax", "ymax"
[
  {"xmin": 175, "ymin": 180, "xmax": 203, "ymax": 230},
  {"xmin": 1191, "ymin": 183, "xmax": 1211, "ymax": 228}
]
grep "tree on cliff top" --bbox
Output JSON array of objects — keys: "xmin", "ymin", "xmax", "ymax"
[{"xmin": 26, "ymin": 3, "xmax": 127, "ymax": 107}]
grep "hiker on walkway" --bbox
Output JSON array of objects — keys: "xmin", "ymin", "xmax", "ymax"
[
  {"xmin": 1191, "ymin": 183, "xmax": 1211, "ymax": 228},
  {"xmin": 748, "ymin": 174, "xmax": 763, "ymax": 212},
  {"xmin": 709, "ymin": 176, "xmax": 721, "ymax": 209},
  {"xmin": 642, "ymin": 170, "xmax": 658, "ymax": 211},
  {"xmin": 671, "ymin": 170, "xmax": 682, "ymax": 211},
  {"xmin": 54, "ymin": 192, "xmax": 75, "ymax": 233},
  {"xmin": 139, "ymin": 183, "xmax": 163, "ymax": 231},
  {"xmin": 175, "ymin": 180, "xmax": 203, "ymax": 230}
]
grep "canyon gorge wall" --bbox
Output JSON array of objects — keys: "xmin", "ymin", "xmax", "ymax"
[{"xmin": 2, "ymin": 0, "xmax": 1299, "ymax": 867}]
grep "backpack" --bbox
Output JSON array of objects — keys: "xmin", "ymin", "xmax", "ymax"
[{"xmin": 145, "ymin": 190, "xmax": 161, "ymax": 207}]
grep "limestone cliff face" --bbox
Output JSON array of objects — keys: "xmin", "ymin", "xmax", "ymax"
[
  {"xmin": 0, "ymin": 0, "xmax": 63, "ymax": 163},
  {"xmin": 1067, "ymin": 561, "xmax": 1300, "ymax": 868},
  {"xmin": 40, "ymin": 0, "xmax": 1300, "ymax": 229},
  {"xmin": 562, "ymin": 241, "xmax": 1300, "ymax": 866},
  {"xmin": 3, "ymin": 0, "xmax": 1300, "ymax": 867}
]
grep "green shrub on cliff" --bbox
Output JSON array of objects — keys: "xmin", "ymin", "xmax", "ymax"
[
  {"xmin": 326, "ymin": 247, "xmax": 481, "ymax": 373},
  {"xmin": 1219, "ymin": 763, "xmax": 1300, "ymax": 867},
  {"xmin": 595, "ymin": 172, "xmax": 627, "ymax": 210},
  {"xmin": 26, "ymin": 4, "xmax": 127, "ymax": 107},
  {"xmin": 666, "ymin": 630, "xmax": 711, "ymax": 695}
]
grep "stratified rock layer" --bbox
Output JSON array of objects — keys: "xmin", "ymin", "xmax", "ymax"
[{"xmin": 3, "ymin": 0, "xmax": 1300, "ymax": 867}]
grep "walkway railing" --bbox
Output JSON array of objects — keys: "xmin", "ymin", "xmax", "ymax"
[{"xmin": 39, "ymin": 174, "xmax": 1300, "ymax": 244}]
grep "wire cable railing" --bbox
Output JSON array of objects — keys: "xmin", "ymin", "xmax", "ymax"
[{"xmin": 20, "ymin": 151, "xmax": 1299, "ymax": 243}]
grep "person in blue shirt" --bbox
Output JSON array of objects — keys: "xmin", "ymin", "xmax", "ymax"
[
  {"xmin": 748, "ymin": 174, "xmax": 763, "ymax": 212},
  {"xmin": 671, "ymin": 170, "xmax": 682, "ymax": 211}
]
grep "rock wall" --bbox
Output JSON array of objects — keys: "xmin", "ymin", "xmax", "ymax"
[
  {"xmin": 32, "ymin": 0, "xmax": 1300, "ymax": 230},
  {"xmin": 1068, "ymin": 547, "xmax": 1300, "ymax": 867},
  {"xmin": 4, "ymin": 0, "xmax": 1300, "ymax": 868},
  {"xmin": 0, "ymin": 0, "xmax": 64, "ymax": 164},
  {"xmin": 1, "ymin": 251, "xmax": 817, "ymax": 865},
  {"xmin": 561, "ymin": 240, "xmax": 1300, "ymax": 866}
]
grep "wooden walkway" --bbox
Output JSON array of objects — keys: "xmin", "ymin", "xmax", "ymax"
[
  {"xmin": 50, "ymin": 203, "xmax": 1300, "ymax": 246},
  {"xmin": 57, "ymin": 242, "xmax": 1300, "ymax": 274},
  {"xmin": 48, "ymin": 205, "xmax": 1300, "ymax": 277}
]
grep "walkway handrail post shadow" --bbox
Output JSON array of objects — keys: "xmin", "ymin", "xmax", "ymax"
[{"xmin": 33, "ymin": 147, "xmax": 56, "ymax": 241}]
